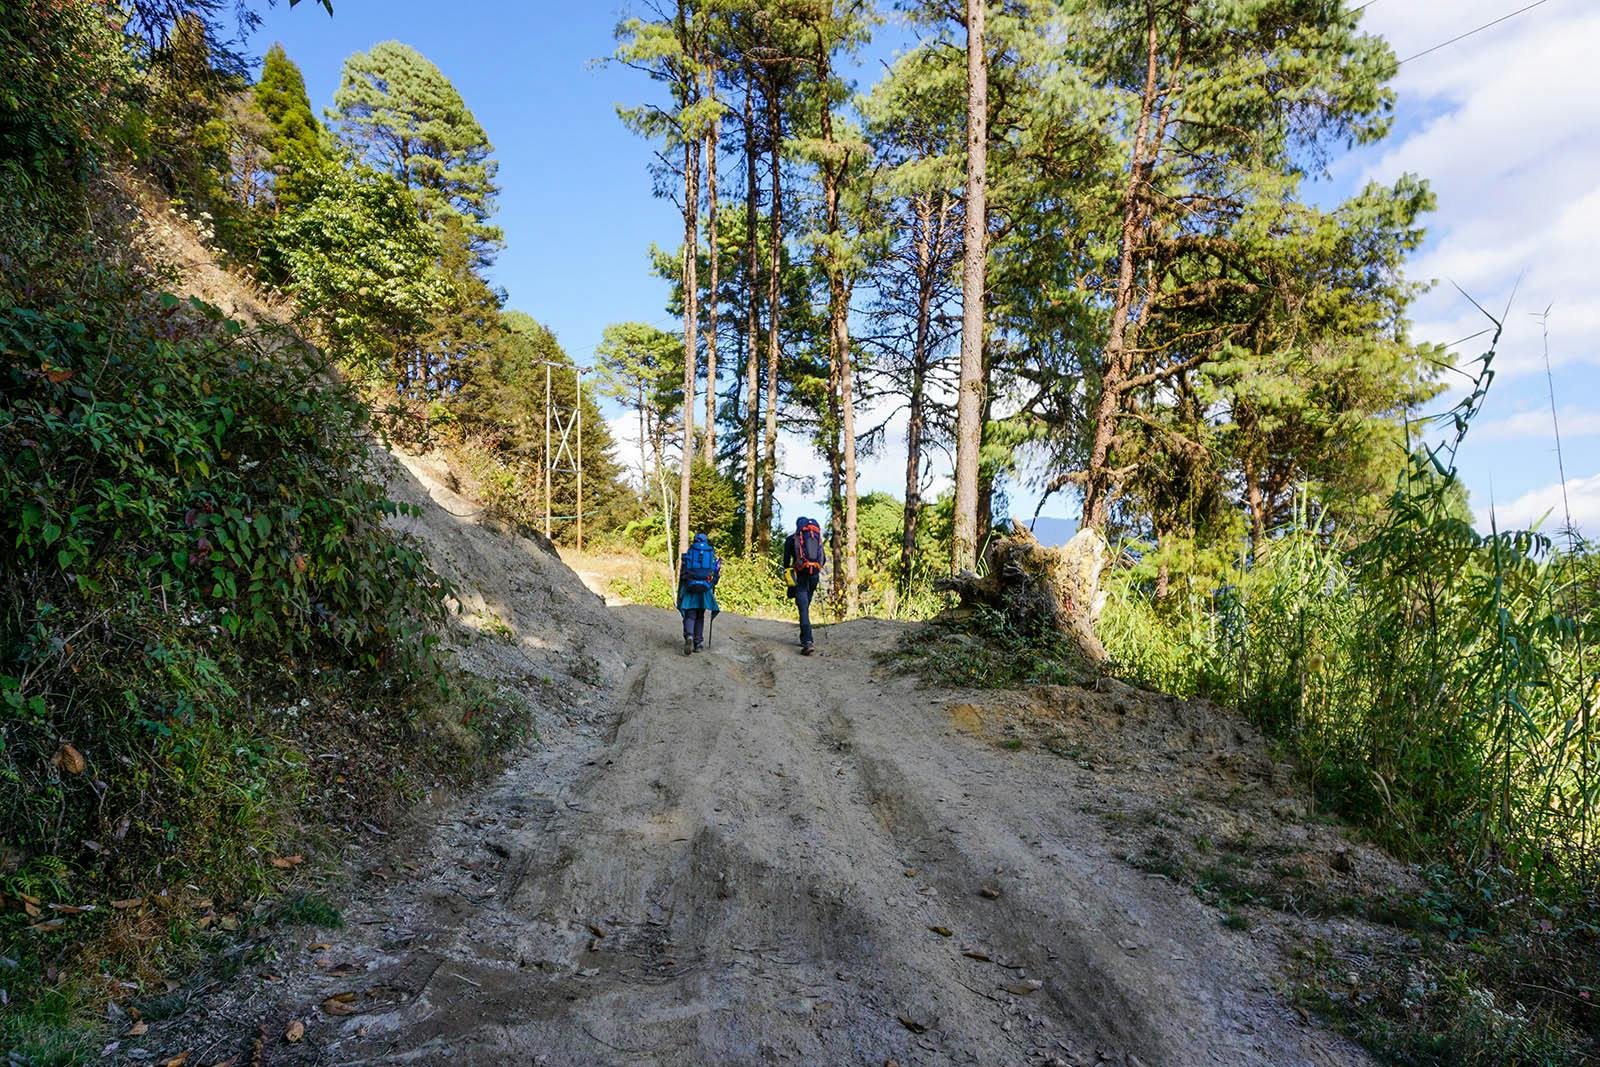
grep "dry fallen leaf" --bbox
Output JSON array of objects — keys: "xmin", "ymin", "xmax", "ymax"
[
  {"xmin": 1003, "ymin": 979, "xmax": 1044, "ymax": 996},
  {"xmin": 162, "ymin": 1052, "xmax": 191, "ymax": 1067},
  {"xmin": 978, "ymin": 886, "xmax": 1001, "ymax": 899},
  {"xmin": 961, "ymin": 949, "xmax": 992, "ymax": 962},
  {"xmin": 896, "ymin": 1012, "xmax": 928, "ymax": 1034},
  {"xmin": 206, "ymin": 1058, "xmax": 237, "ymax": 1067},
  {"xmin": 111, "ymin": 898, "xmax": 145, "ymax": 910},
  {"xmin": 307, "ymin": 941, "xmax": 331, "ymax": 951},
  {"xmin": 22, "ymin": 900, "xmax": 40, "ymax": 918},
  {"xmin": 29, "ymin": 918, "xmax": 65, "ymax": 932},
  {"xmin": 928, "ymin": 925, "xmax": 953, "ymax": 938},
  {"xmin": 269, "ymin": 855, "xmax": 304, "ymax": 870},
  {"xmin": 284, "ymin": 1019, "xmax": 305, "ymax": 1043},
  {"xmin": 54, "ymin": 743, "xmax": 86, "ymax": 774},
  {"xmin": 127, "ymin": 1020, "xmax": 149, "ymax": 1036},
  {"xmin": 321, "ymin": 992, "xmax": 359, "ymax": 1016}
]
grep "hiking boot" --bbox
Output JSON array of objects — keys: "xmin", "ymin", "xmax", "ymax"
[
  {"xmin": 683, "ymin": 635, "xmax": 694, "ymax": 656},
  {"xmin": 693, "ymin": 642, "xmax": 704, "ymax": 654},
  {"xmin": 800, "ymin": 642, "xmax": 815, "ymax": 656}
]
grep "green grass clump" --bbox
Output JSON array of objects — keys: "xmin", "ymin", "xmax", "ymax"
[{"xmin": 271, "ymin": 892, "xmax": 344, "ymax": 929}]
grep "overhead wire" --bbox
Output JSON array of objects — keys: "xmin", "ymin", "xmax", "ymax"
[{"xmin": 1398, "ymin": 0, "xmax": 1551, "ymax": 64}]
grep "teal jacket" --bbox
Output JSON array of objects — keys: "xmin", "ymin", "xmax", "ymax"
[{"xmin": 677, "ymin": 537, "xmax": 721, "ymax": 613}]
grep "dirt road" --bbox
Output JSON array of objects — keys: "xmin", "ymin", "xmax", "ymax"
[
  {"xmin": 126, "ymin": 455, "xmax": 1371, "ymax": 1066},
  {"xmin": 159, "ymin": 612, "xmax": 1366, "ymax": 1066}
]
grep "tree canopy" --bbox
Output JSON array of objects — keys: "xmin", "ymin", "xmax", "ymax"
[{"xmin": 330, "ymin": 41, "xmax": 503, "ymax": 264}]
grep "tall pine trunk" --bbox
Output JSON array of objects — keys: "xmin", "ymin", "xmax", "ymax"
[
  {"xmin": 702, "ymin": 61, "xmax": 720, "ymax": 462},
  {"xmin": 839, "ymin": 290, "xmax": 859, "ymax": 615},
  {"xmin": 757, "ymin": 76, "xmax": 782, "ymax": 554},
  {"xmin": 817, "ymin": 43, "xmax": 859, "ymax": 615},
  {"xmin": 1082, "ymin": 3, "xmax": 1164, "ymax": 533},
  {"xmin": 952, "ymin": 0, "xmax": 988, "ymax": 574},
  {"xmin": 741, "ymin": 71, "xmax": 762, "ymax": 557},
  {"xmin": 902, "ymin": 192, "xmax": 942, "ymax": 591},
  {"xmin": 678, "ymin": 130, "xmax": 700, "ymax": 555}
]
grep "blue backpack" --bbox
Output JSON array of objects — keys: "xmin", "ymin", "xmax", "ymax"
[{"xmin": 683, "ymin": 541, "xmax": 717, "ymax": 593}]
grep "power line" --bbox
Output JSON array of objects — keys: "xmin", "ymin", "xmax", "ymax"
[{"xmin": 1399, "ymin": 0, "xmax": 1551, "ymax": 65}]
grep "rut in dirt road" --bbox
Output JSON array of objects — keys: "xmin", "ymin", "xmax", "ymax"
[
  {"xmin": 151, "ymin": 592, "xmax": 1371, "ymax": 1067},
  {"xmin": 127, "ymin": 460, "xmax": 1369, "ymax": 1067}
]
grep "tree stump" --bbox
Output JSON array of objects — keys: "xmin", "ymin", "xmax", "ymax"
[{"xmin": 936, "ymin": 521, "xmax": 1109, "ymax": 668}]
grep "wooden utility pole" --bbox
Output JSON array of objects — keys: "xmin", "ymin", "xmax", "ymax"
[
  {"xmin": 952, "ymin": 0, "xmax": 987, "ymax": 574},
  {"xmin": 576, "ymin": 369, "xmax": 584, "ymax": 550},
  {"xmin": 544, "ymin": 363, "xmax": 553, "ymax": 538}
]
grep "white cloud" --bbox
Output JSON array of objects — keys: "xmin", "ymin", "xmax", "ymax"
[
  {"xmin": 1475, "ymin": 472, "xmax": 1600, "ymax": 536},
  {"xmin": 1474, "ymin": 405, "xmax": 1600, "ymax": 441},
  {"xmin": 1359, "ymin": 0, "xmax": 1600, "ymax": 379},
  {"xmin": 606, "ymin": 412, "xmax": 648, "ymax": 489}
]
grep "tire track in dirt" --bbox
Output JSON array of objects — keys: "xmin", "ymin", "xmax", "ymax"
[{"xmin": 135, "ymin": 584, "xmax": 1373, "ymax": 1066}]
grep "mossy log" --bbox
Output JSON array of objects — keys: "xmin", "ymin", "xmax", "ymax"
[{"xmin": 936, "ymin": 522, "xmax": 1110, "ymax": 667}]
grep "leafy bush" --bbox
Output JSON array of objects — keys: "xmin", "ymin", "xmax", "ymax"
[
  {"xmin": 892, "ymin": 606, "xmax": 1096, "ymax": 690},
  {"xmin": 0, "ymin": 0, "xmax": 133, "ymax": 185},
  {"xmin": 265, "ymin": 159, "xmax": 448, "ymax": 379},
  {"xmin": 0, "ymin": 179, "xmax": 517, "ymax": 1056}
]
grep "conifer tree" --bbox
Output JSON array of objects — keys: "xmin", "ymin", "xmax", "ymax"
[
  {"xmin": 254, "ymin": 43, "xmax": 327, "ymax": 171},
  {"xmin": 330, "ymin": 41, "xmax": 503, "ymax": 264}
]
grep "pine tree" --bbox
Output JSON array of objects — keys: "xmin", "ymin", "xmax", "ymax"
[
  {"xmin": 951, "ymin": 0, "xmax": 987, "ymax": 574},
  {"xmin": 861, "ymin": 42, "xmax": 964, "ymax": 592},
  {"xmin": 254, "ymin": 43, "xmax": 327, "ymax": 171},
  {"xmin": 330, "ymin": 41, "xmax": 503, "ymax": 264}
]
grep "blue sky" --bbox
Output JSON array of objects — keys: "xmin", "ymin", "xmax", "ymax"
[{"xmin": 257, "ymin": 0, "xmax": 1599, "ymax": 539}]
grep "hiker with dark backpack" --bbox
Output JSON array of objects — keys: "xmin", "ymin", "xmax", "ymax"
[
  {"xmin": 782, "ymin": 516, "xmax": 826, "ymax": 655},
  {"xmin": 677, "ymin": 532, "xmax": 721, "ymax": 656}
]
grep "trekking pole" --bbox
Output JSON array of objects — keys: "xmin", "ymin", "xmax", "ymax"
[{"xmin": 708, "ymin": 611, "xmax": 716, "ymax": 649}]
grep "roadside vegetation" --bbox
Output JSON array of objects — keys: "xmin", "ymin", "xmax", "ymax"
[
  {"xmin": 4, "ymin": 0, "xmax": 1595, "ymax": 1065},
  {"xmin": 0, "ymin": 2, "xmax": 532, "ymax": 1059},
  {"xmin": 905, "ymin": 340, "xmax": 1600, "ymax": 1062}
]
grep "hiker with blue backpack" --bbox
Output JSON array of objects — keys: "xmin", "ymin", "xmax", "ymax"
[
  {"xmin": 783, "ymin": 517, "xmax": 827, "ymax": 655},
  {"xmin": 677, "ymin": 532, "xmax": 721, "ymax": 655}
]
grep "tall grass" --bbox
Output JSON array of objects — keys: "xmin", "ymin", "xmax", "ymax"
[{"xmin": 1101, "ymin": 327, "xmax": 1598, "ymax": 886}]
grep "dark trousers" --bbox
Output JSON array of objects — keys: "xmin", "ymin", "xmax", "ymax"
[
  {"xmin": 681, "ymin": 608, "xmax": 706, "ymax": 643},
  {"xmin": 794, "ymin": 578, "xmax": 817, "ymax": 647}
]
